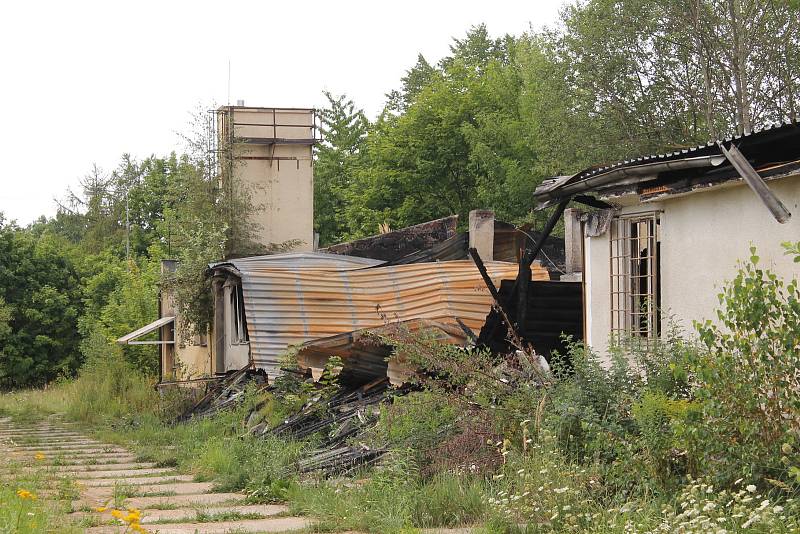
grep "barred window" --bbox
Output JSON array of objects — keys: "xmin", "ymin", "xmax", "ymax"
[{"xmin": 610, "ymin": 213, "xmax": 661, "ymax": 338}]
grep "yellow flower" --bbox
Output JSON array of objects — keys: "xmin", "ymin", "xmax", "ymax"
[
  {"xmin": 34, "ymin": 452, "xmax": 45, "ymax": 461},
  {"xmin": 95, "ymin": 506, "xmax": 107, "ymax": 513},
  {"xmin": 124, "ymin": 511, "xmax": 142, "ymax": 523},
  {"xmin": 16, "ymin": 489, "xmax": 36, "ymax": 500},
  {"xmin": 110, "ymin": 509, "xmax": 124, "ymax": 519},
  {"xmin": 130, "ymin": 522, "xmax": 147, "ymax": 533}
]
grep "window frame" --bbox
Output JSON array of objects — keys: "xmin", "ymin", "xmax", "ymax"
[
  {"xmin": 609, "ymin": 212, "xmax": 661, "ymax": 340},
  {"xmin": 230, "ymin": 283, "xmax": 249, "ymax": 345}
]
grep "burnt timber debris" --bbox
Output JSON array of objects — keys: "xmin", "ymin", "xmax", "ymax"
[
  {"xmin": 170, "ymin": 209, "xmax": 584, "ymax": 475},
  {"xmin": 177, "ymin": 365, "xmax": 267, "ymax": 422},
  {"xmin": 252, "ymin": 378, "xmax": 407, "ymax": 476}
]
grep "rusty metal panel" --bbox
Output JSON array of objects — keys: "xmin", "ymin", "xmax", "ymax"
[
  {"xmin": 231, "ymin": 260, "xmax": 543, "ymax": 374},
  {"xmin": 295, "ymin": 319, "xmax": 468, "ymax": 385}
]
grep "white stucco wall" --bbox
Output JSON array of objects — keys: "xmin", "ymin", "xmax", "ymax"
[{"xmin": 584, "ymin": 174, "xmax": 800, "ymax": 361}]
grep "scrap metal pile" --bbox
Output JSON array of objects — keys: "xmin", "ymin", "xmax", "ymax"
[
  {"xmin": 247, "ymin": 378, "xmax": 411, "ymax": 476},
  {"xmin": 177, "ymin": 366, "xmax": 267, "ymax": 422}
]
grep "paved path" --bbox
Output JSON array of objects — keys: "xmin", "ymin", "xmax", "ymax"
[{"xmin": 0, "ymin": 416, "xmax": 311, "ymax": 533}]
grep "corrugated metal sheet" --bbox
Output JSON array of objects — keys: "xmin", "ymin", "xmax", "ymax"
[
  {"xmin": 534, "ymin": 119, "xmax": 800, "ymax": 207},
  {"xmin": 210, "ymin": 252, "xmax": 384, "ymax": 272},
  {"xmin": 295, "ymin": 319, "xmax": 468, "ymax": 385},
  {"xmin": 235, "ymin": 260, "xmax": 528, "ymax": 374}
]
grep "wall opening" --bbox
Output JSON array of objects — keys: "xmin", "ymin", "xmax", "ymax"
[
  {"xmin": 231, "ymin": 284, "xmax": 249, "ymax": 344},
  {"xmin": 610, "ymin": 213, "xmax": 661, "ymax": 339}
]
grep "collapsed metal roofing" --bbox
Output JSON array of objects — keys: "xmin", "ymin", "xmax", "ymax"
[
  {"xmin": 210, "ymin": 258, "xmax": 545, "ymax": 375},
  {"xmin": 210, "ymin": 251, "xmax": 384, "ymax": 272},
  {"xmin": 295, "ymin": 318, "xmax": 470, "ymax": 386},
  {"xmin": 534, "ymin": 120, "xmax": 800, "ymax": 209},
  {"xmin": 322, "ymin": 216, "xmax": 459, "ymax": 263}
]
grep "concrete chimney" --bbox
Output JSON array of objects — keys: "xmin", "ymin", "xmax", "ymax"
[{"xmin": 469, "ymin": 209, "xmax": 495, "ymax": 261}]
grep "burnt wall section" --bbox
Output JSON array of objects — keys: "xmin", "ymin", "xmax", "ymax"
[{"xmin": 478, "ymin": 280, "xmax": 583, "ymax": 360}]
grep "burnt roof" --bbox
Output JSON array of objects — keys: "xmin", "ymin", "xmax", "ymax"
[
  {"xmin": 321, "ymin": 216, "xmax": 458, "ymax": 262},
  {"xmin": 534, "ymin": 120, "xmax": 800, "ymax": 208}
]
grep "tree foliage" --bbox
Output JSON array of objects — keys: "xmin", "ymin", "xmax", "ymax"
[
  {"xmin": 0, "ymin": 216, "xmax": 83, "ymax": 387},
  {"xmin": 4, "ymin": 1, "xmax": 800, "ymax": 386}
]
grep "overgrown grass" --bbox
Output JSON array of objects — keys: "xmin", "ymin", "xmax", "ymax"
[
  {"xmin": 0, "ymin": 460, "xmax": 84, "ymax": 532},
  {"xmin": 4, "ymin": 249, "xmax": 800, "ymax": 532}
]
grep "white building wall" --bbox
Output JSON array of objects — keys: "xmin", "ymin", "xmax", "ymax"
[
  {"xmin": 583, "ymin": 175, "xmax": 800, "ymax": 362},
  {"xmin": 659, "ymin": 177, "xmax": 800, "ymax": 333}
]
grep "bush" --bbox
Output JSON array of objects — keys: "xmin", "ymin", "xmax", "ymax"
[
  {"xmin": 361, "ymin": 389, "xmax": 458, "ymax": 470},
  {"xmin": 691, "ymin": 245, "xmax": 800, "ymax": 485},
  {"xmin": 64, "ymin": 329, "xmax": 158, "ymax": 424}
]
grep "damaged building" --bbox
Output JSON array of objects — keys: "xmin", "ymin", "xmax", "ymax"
[
  {"xmin": 117, "ymin": 104, "xmax": 569, "ymax": 387},
  {"xmin": 533, "ymin": 120, "xmax": 800, "ymax": 362}
]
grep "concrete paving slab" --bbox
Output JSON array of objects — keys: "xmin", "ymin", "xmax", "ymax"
[
  {"xmin": 11, "ymin": 447, "xmax": 129, "ymax": 455},
  {"xmin": 85, "ymin": 516, "xmax": 311, "ymax": 534},
  {"xmin": 65, "ymin": 467, "xmax": 178, "ymax": 479},
  {"xmin": 121, "ymin": 492, "xmax": 246, "ymax": 509},
  {"xmin": 30, "ymin": 456, "xmax": 139, "ymax": 466},
  {"xmin": 11, "ymin": 443, "xmax": 122, "ymax": 451},
  {"xmin": 12, "ymin": 438, "xmax": 101, "ymax": 445},
  {"xmin": 83, "ymin": 482, "xmax": 216, "ymax": 500},
  {"xmin": 17, "ymin": 451, "xmax": 137, "ymax": 460},
  {"xmin": 77, "ymin": 474, "xmax": 196, "ymax": 487},
  {"xmin": 141, "ymin": 504, "xmax": 287, "ymax": 524},
  {"xmin": 52, "ymin": 462, "xmax": 156, "ymax": 472}
]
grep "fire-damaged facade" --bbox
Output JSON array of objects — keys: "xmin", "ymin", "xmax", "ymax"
[
  {"xmin": 117, "ymin": 208, "xmax": 569, "ymax": 385},
  {"xmin": 116, "ymin": 103, "xmax": 575, "ymax": 386},
  {"xmin": 533, "ymin": 120, "xmax": 800, "ymax": 362}
]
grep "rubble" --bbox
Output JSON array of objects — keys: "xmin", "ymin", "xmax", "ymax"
[{"xmin": 176, "ymin": 366, "xmax": 267, "ymax": 422}]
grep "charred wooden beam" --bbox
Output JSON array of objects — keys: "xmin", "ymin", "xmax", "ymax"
[
  {"xmin": 573, "ymin": 194, "xmax": 614, "ymax": 210},
  {"xmin": 516, "ymin": 259, "xmax": 531, "ymax": 330},
  {"xmin": 522, "ymin": 199, "xmax": 571, "ymax": 269},
  {"xmin": 468, "ymin": 247, "xmax": 525, "ymax": 351},
  {"xmin": 455, "ymin": 318, "xmax": 478, "ymax": 344}
]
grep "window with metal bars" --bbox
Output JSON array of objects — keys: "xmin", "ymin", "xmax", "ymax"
[{"xmin": 610, "ymin": 213, "xmax": 661, "ymax": 339}]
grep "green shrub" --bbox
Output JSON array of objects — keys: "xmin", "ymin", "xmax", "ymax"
[
  {"xmin": 411, "ymin": 474, "xmax": 486, "ymax": 528},
  {"xmin": 64, "ymin": 329, "xmax": 158, "ymax": 424},
  {"xmin": 366, "ymin": 390, "xmax": 458, "ymax": 460},
  {"xmin": 691, "ymin": 245, "xmax": 800, "ymax": 485}
]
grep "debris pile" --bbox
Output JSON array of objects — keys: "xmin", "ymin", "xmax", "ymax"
[
  {"xmin": 177, "ymin": 366, "xmax": 267, "ymax": 422},
  {"xmin": 247, "ymin": 378, "xmax": 410, "ymax": 476}
]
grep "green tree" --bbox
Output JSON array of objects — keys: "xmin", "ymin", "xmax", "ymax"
[
  {"xmin": 0, "ymin": 216, "xmax": 83, "ymax": 388},
  {"xmin": 350, "ymin": 25, "xmax": 530, "ymax": 234},
  {"xmin": 314, "ymin": 92, "xmax": 370, "ymax": 245}
]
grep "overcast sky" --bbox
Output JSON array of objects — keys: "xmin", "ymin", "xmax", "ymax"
[{"xmin": 0, "ymin": 0, "xmax": 565, "ymax": 224}]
